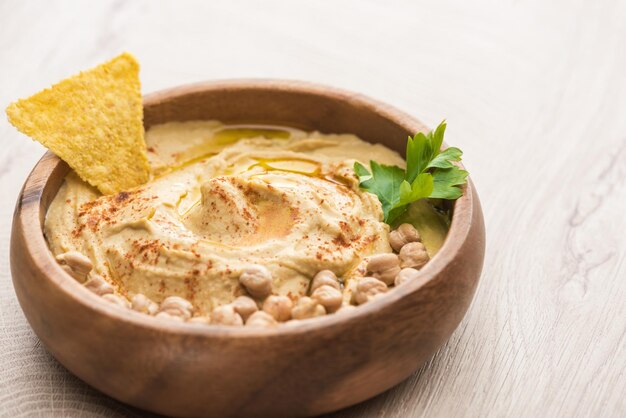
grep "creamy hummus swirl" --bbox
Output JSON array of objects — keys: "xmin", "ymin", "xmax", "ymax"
[{"xmin": 45, "ymin": 121, "xmax": 406, "ymax": 313}]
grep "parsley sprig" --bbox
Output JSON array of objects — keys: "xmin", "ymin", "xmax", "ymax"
[{"xmin": 354, "ymin": 121, "xmax": 468, "ymax": 225}]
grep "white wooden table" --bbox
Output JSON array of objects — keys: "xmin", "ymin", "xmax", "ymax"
[{"xmin": 1, "ymin": 0, "xmax": 625, "ymax": 416}]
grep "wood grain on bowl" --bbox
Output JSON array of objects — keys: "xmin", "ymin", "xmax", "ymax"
[{"xmin": 10, "ymin": 80, "xmax": 485, "ymax": 418}]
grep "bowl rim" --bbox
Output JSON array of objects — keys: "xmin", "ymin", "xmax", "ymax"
[{"xmin": 13, "ymin": 79, "xmax": 476, "ymax": 339}]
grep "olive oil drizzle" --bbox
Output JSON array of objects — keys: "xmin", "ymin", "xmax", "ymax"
[
  {"xmin": 248, "ymin": 157, "xmax": 322, "ymax": 177},
  {"xmin": 153, "ymin": 125, "xmax": 293, "ymax": 178}
]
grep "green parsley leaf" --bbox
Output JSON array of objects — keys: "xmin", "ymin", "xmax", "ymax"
[
  {"xmin": 354, "ymin": 161, "xmax": 406, "ymax": 221},
  {"xmin": 405, "ymin": 133, "xmax": 430, "ymax": 183},
  {"xmin": 431, "ymin": 166, "xmax": 468, "ymax": 199},
  {"xmin": 396, "ymin": 174, "xmax": 434, "ymax": 208},
  {"xmin": 354, "ymin": 121, "xmax": 467, "ymax": 224},
  {"xmin": 354, "ymin": 161, "xmax": 373, "ymax": 184},
  {"xmin": 427, "ymin": 147, "xmax": 462, "ymax": 169}
]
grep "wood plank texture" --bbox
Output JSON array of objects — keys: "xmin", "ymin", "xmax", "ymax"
[{"xmin": 1, "ymin": 0, "xmax": 624, "ymax": 416}]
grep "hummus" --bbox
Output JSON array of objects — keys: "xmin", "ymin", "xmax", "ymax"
[{"xmin": 45, "ymin": 121, "xmax": 431, "ymax": 314}]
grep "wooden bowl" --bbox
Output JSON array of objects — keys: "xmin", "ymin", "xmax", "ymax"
[{"xmin": 10, "ymin": 80, "xmax": 485, "ymax": 418}]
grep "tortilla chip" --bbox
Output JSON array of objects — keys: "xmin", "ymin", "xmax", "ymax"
[{"xmin": 6, "ymin": 52, "xmax": 149, "ymax": 194}]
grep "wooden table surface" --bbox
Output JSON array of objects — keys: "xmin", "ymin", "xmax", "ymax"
[{"xmin": 1, "ymin": 0, "xmax": 625, "ymax": 416}]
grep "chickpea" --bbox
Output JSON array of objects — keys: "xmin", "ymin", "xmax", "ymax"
[
  {"xmin": 336, "ymin": 304, "xmax": 357, "ymax": 314},
  {"xmin": 232, "ymin": 296, "xmax": 258, "ymax": 321},
  {"xmin": 101, "ymin": 293, "xmax": 131, "ymax": 309},
  {"xmin": 84, "ymin": 273, "xmax": 114, "ymax": 296},
  {"xmin": 366, "ymin": 253, "xmax": 401, "ymax": 285},
  {"xmin": 281, "ymin": 319, "xmax": 302, "ymax": 327},
  {"xmin": 159, "ymin": 296, "xmax": 194, "ymax": 320},
  {"xmin": 310, "ymin": 270, "xmax": 340, "ymax": 293},
  {"xmin": 246, "ymin": 311, "xmax": 278, "ymax": 328},
  {"xmin": 291, "ymin": 297, "xmax": 326, "ymax": 320},
  {"xmin": 388, "ymin": 223, "xmax": 421, "ymax": 252},
  {"xmin": 155, "ymin": 311, "xmax": 184, "ymax": 322},
  {"xmin": 394, "ymin": 267, "xmax": 421, "ymax": 287},
  {"xmin": 239, "ymin": 265, "xmax": 273, "ymax": 299},
  {"xmin": 211, "ymin": 305, "xmax": 244, "ymax": 326},
  {"xmin": 55, "ymin": 251, "xmax": 93, "ymax": 282},
  {"xmin": 354, "ymin": 277, "xmax": 387, "ymax": 305},
  {"xmin": 188, "ymin": 316, "xmax": 211, "ymax": 325},
  {"xmin": 262, "ymin": 295, "xmax": 293, "ymax": 322},
  {"xmin": 399, "ymin": 242, "xmax": 429, "ymax": 269},
  {"xmin": 131, "ymin": 293, "xmax": 158, "ymax": 315},
  {"xmin": 311, "ymin": 285, "xmax": 342, "ymax": 313}
]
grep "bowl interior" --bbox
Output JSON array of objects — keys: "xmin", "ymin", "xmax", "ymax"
[{"xmin": 21, "ymin": 79, "xmax": 470, "ymax": 335}]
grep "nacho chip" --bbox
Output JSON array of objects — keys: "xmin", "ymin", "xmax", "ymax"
[{"xmin": 6, "ymin": 52, "xmax": 149, "ymax": 194}]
